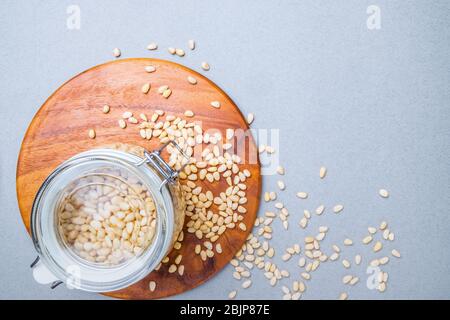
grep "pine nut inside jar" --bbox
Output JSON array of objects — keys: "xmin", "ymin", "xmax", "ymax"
[{"xmin": 57, "ymin": 166, "xmax": 158, "ymax": 265}]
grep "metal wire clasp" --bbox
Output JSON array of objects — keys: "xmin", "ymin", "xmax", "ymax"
[{"xmin": 138, "ymin": 140, "xmax": 190, "ymax": 190}]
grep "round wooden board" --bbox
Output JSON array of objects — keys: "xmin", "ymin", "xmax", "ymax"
[{"xmin": 16, "ymin": 58, "xmax": 261, "ymax": 299}]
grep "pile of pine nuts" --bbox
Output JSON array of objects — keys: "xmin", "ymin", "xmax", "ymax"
[
  {"xmin": 136, "ymin": 110, "xmax": 252, "ymax": 276},
  {"xmin": 101, "ymin": 41, "xmax": 402, "ymax": 299}
]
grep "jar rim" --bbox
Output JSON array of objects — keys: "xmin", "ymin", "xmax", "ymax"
[{"xmin": 31, "ymin": 148, "xmax": 175, "ymax": 292}]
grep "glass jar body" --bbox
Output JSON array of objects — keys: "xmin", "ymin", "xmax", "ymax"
[{"xmin": 31, "ymin": 146, "xmax": 185, "ymax": 292}]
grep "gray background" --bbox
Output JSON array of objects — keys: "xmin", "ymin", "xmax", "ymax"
[{"xmin": 0, "ymin": 0, "xmax": 449, "ymax": 299}]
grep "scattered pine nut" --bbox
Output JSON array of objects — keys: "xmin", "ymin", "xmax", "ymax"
[
  {"xmin": 355, "ymin": 255, "xmax": 362, "ymax": 265},
  {"xmin": 302, "ymin": 210, "xmax": 310, "ymax": 219},
  {"xmin": 379, "ymin": 256, "xmax": 389, "ymax": 265},
  {"xmin": 174, "ymin": 254, "xmax": 183, "ymax": 265},
  {"xmin": 128, "ymin": 116, "xmax": 138, "ymax": 124},
  {"xmin": 329, "ymin": 252, "xmax": 339, "ymax": 261},
  {"xmin": 149, "ymin": 281, "xmax": 157, "ymax": 292},
  {"xmin": 333, "ymin": 204, "xmax": 344, "ymax": 213},
  {"xmin": 118, "ymin": 119, "xmax": 127, "ymax": 129},
  {"xmin": 298, "ymin": 257, "xmax": 306, "ymax": 267},
  {"xmin": 373, "ymin": 241, "xmax": 383, "ymax": 252},
  {"xmin": 102, "ymin": 105, "xmax": 110, "ymax": 114},
  {"xmin": 88, "ymin": 129, "xmax": 96, "ymax": 139},
  {"xmin": 315, "ymin": 205, "xmax": 325, "ymax": 215},
  {"xmin": 362, "ymin": 235, "xmax": 373, "ymax": 244},
  {"xmin": 391, "ymin": 249, "xmax": 401, "ymax": 258},
  {"xmin": 276, "ymin": 166, "xmax": 285, "ymax": 175},
  {"xmin": 147, "ymin": 43, "xmax": 158, "ymax": 50},
  {"xmin": 201, "ymin": 62, "xmax": 210, "ymax": 71},
  {"xmin": 277, "ymin": 180, "xmax": 285, "ymax": 190},
  {"xmin": 168, "ymin": 47, "xmax": 176, "ymax": 54},
  {"xmin": 299, "ymin": 218, "xmax": 308, "ymax": 229},
  {"xmin": 319, "ymin": 166, "xmax": 327, "ymax": 179},
  {"xmin": 158, "ymin": 85, "xmax": 169, "ymax": 94},
  {"xmin": 122, "ymin": 111, "xmax": 132, "ymax": 119},
  {"xmin": 187, "ymin": 76, "xmax": 197, "ymax": 85},
  {"xmin": 145, "ymin": 65, "xmax": 156, "ymax": 73},
  {"xmin": 188, "ymin": 40, "xmax": 195, "ymax": 50},
  {"xmin": 242, "ymin": 280, "xmax": 252, "ymax": 289},
  {"xmin": 178, "ymin": 265, "xmax": 185, "ymax": 276},
  {"xmin": 210, "ymin": 101, "xmax": 221, "ymax": 109},
  {"xmin": 247, "ymin": 113, "xmax": 254, "ymax": 125},
  {"xmin": 168, "ymin": 264, "xmax": 177, "ymax": 273},
  {"xmin": 342, "ymin": 275, "xmax": 353, "ymax": 284},
  {"xmin": 291, "ymin": 292, "xmax": 301, "ymax": 300},
  {"xmin": 296, "ymin": 192, "xmax": 308, "ymax": 199},
  {"xmin": 370, "ymin": 259, "xmax": 379, "ymax": 267},
  {"xmin": 301, "ymin": 272, "xmax": 311, "ymax": 280},
  {"xmin": 349, "ymin": 277, "xmax": 359, "ymax": 286},
  {"xmin": 379, "ymin": 189, "xmax": 389, "ymax": 198},
  {"xmin": 162, "ymin": 88, "xmax": 172, "ymax": 98},
  {"xmin": 228, "ymin": 290, "xmax": 237, "ymax": 299},
  {"xmin": 282, "ymin": 253, "xmax": 291, "ymax": 261},
  {"xmin": 339, "ymin": 292, "xmax": 348, "ymax": 300},
  {"xmin": 175, "ymin": 48, "xmax": 185, "ymax": 57},
  {"xmin": 344, "ymin": 238, "xmax": 353, "ymax": 246},
  {"xmin": 141, "ymin": 83, "xmax": 151, "ymax": 94},
  {"xmin": 113, "ymin": 48, "xmax": 121, "ymax": 58},
  {"xmin": 184, "ymin": 110, "xmax": 194, "ymax": 117}
]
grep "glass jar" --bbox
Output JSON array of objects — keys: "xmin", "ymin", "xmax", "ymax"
[{"xmin": 30, "ymin": 141, "xmax": 187, "ymax": 292}]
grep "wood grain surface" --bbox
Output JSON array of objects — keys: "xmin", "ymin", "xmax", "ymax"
[{"xmin": 16, "ymin": 58, "xmax": 261, "ymax": 299}]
